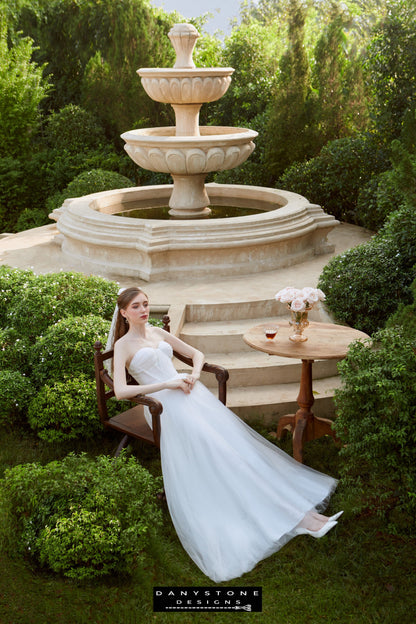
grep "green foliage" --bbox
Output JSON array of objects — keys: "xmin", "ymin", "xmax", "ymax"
[
  {"xmin": 26, "ymin": 374, "xmax": 102, "ymax": 442},
  {"xmin": 365, "ymin": 1, "xmax": 416, "ymax": 144},
  {"xmin": 334, "ymin": 327, "xmax": 416, "ymax": 534},
  {"xmin": 0, "ymin": 265, "xmax": 34, "ymax": 325},
  {"xmin": 355, "ymin": 169, "xmax": 399, "ymax": 231},
  {"xmin": 318, "ymin": 203, "xmax": 416, "ymax": 334},
  {"xmin": 386, "ymin": 277, "xmax": 416, "ymax": 340},
  {"xmin": 46, "ymin": 168, "xmax": 134, "ymax": 214},
  {"xmin": 30, "ymin": 315, "xmax": 110, "ymax": 386},
  {"xmin": 0, "ymin": 26, "xmax": 50, "ymax": 159},
  {"xmin": 265, "ymin": 0, "xmax": 314, "ymax": 179},
  {"xmin": 6, "ymin": 271, "xmax": 119, "ymax": 339},
  {"xmin": 0, "ymin": 452, "xmax": 163, "ymax": 580},
  {"xmin": 16, "ymin": 0, "xmax": 175, "ymax": 137},
  {"xmin": 0, "ymin": 370, "xmax": 33, "ymax": 427},
  {"xmin": 207, "ymin": 19, "xmax": 279, "ymax": 128},
  {"xmin": 278, "ymin": 134, "xmax": 389, "ymax": 223},
  {"xmin": 44, "ymin": 104, "xmax": 106, "ymax": 153},
  {"xmin": 0, "ymin": 327, "xmax": 31, "ymax": 375},
  {"xmin": 14, "ymin": 207, "xmax": 51, "ymax": 232},
  {"xmin": 311, "ymin": 3, "xmax": 368, "ymax": 148}
]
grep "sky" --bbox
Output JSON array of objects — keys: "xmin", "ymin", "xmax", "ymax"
[{"xmin": 150, "ymin": 0, "xmax": 243, "ymax": 36}]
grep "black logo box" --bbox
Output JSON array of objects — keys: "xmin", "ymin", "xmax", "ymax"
[{"xmin": 153, "ymin": 586, "xmax": 262, "ymax": 612}]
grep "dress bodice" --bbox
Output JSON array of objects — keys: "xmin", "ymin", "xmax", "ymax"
[{"xmin": 128, "ymin": 340, "xmax": 178, "ymax": 385}]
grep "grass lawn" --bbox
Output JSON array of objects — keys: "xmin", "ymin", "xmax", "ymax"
[{"xmin": 0, "ymin": 427, "xmax": 415, "ymax": 624}]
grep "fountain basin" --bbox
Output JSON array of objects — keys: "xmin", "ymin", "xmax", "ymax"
[
  {"xmin": 52, "ymin": 183, "xmax": 338, "ymax": 282},
  {"xmin": 139, "ymin": 68, "xmax": 234, "ymax": 104},
  {"xmin": 121, "ymin": 126, "xmax": 257, "ymax": 174}
]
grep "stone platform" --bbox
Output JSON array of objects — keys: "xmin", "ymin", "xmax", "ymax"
[{"xmin": 0, "ymin": 221, "xmax": 372, "ymax": 422}]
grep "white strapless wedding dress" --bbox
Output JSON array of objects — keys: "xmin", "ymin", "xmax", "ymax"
[{"xmin": 128, "ymin": 340, "xmax": 337, "ymax": 582}]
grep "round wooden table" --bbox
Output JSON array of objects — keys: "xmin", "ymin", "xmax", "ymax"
[{"xmin": 243, "ymin": 321, "xmax": 369, "ymax": 463}]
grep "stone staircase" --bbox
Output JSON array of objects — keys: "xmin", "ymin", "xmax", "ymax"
[{"xmin": 169, "ymin": 300, "xmax": 342, "ymax": 424}]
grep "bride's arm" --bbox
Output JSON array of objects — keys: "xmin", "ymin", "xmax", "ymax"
[
  {"xmin": 155, "ymin": 328, "xmax": 205, "ymax": 387},
  {"xmin": 113, "ymin": 340, "xmax": 191, "ymax": 400}
]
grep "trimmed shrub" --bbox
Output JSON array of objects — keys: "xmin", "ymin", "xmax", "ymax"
[
  {"xmin": 0, "ymin": 370, "xmax": 33, "ymax": 427},
  {"xmin": 44, "ymin": 105, "xmax": 106, "ymax": 154},
  {"xmin": 6, "ymin": 272, "xmax": 119, "ymax": 339},
  {"xmin": 30, "ymin": 314, "xmax": 110, "ymax": 386},
  {"xmin": 0, "ymin": 265, "xmax": 35, "ymax": 325},
  {"xmin": 318, "ymin": 203, "xmax": 416, "ymax": 334},
  {"xmin": 46, "ymin": 168, "xmax": 134, "ymax": 213},
  {"xmin": 27, "ymin": 374, "xmax": 102, "ymax": 442},
  {"xmin": 334, "ymin": 327, "xmax": 416, "ymax": 535},
  {"xmin": 0, "ymin": 453, "xmax": 163, "ymax": 580},
  {"xmin": 278, "ymin": 134, "xmax": 389, "ymax": 224}
]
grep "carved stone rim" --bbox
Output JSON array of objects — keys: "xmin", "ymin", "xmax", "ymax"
[
  {"xmin": 138, "ymin": 68, "xmax": 234, "ymax": 78},
  {"xmin": 121, "ymin": 126, "xmax": 258, "ymax": 147}
]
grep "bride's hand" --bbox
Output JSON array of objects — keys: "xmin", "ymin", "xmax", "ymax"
[
  {"xmin": 165, "ymin": 378, "xmax": 192, "ymax": 394},
  {"xmin": 184, "ymin": 374, "xmax": 199, "ymax": 390}
]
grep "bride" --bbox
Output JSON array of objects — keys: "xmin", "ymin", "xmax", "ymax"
[{"xmin": 111, "ymin": 287, "xmax": 342, "ymax": 582}]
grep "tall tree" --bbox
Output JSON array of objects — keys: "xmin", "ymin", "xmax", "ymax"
[
  {"xmin": 264, "ymin": 0, "xmax": 314, "ymax": 180},
  {"xmin": 365, "ymin": 0, "xmax": 416, "ymax": 145},
  {"xmin": 312, "ymin": 2, "xmax": 369, "ymax": 148},
  {"xmin": 16, "ymin": 0, "xmax": 176, "ymax": 140}
]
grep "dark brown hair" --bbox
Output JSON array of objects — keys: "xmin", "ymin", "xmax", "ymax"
[{"xmin": 113, "ymin": 287, "xmax": 148, "ymax": 346}]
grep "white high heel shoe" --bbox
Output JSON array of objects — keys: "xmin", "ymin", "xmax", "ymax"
[
  {"xmin": 328, "ymin": 511, "xmax": 344, "ymax": 522},
  {"xmin": 294, "ymin": 520, "xmax": 338, "ymax": 538}
]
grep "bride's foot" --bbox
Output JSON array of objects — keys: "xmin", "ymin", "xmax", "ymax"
[
  {"xmin": 296, "ymin": 510, "xmax": 343, "ymax": 532},
  {"xmin": 294, "ymin": 520, "xmax": 338, "ymax": 538}
]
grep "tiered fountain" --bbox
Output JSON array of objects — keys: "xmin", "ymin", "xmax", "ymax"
[{"xmin": 52, "ymin": 24, "xmax": 337, "ymax": 281}]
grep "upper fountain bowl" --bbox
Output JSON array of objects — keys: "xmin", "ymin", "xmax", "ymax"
[{"xmin": 138, "ymin": 68, "xmax": 234, "ymax": 104}]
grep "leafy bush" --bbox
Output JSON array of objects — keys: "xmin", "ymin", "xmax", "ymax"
[
  {"xmin": 0, "ymin": 370, "xmax": 33, "ymax": 427},
  {"xmin": 46, "ymin": 168, "xmax": 134, "ymax": 213},
  {"xmin": 15, "ymin": 207, "xmax": 51, "ymax": 232},
  {"xmin": 0, "ymin": 452, "xmax": 163, "ymax": 580},
  {"xmin": 355, "ymin": 169, "xmax": 400, "ymax": 231},
  {"xmin": 6, "ymin": 271, "xmax": 119, "ymax": 339},
  {"xmin": 318, "ymin": 203, "xmax": 416, "ymax": 334},
  {"xmin": 27, "ymin": 374, "xmax": 102, "ymax": 442},
  {"xmin": 0, "ymin": 328, "xmax": 31, "ymax": 374},
  {"xmin": 30, "ymin": 314, "xmax": 110, "ymax": 386},
  {"xmin": 0, "ymin": 265, "xmax": 34, "ymax": 325},
  {"xmin": 278, "ymin": 134, "xmax": 389, "ymax": 224},
  {"xmin": 44, "ymin": 104, "xmax": 106, "ymax": 154},
  {"xmin": 386, "ymin": 276, "xmax": 416, "ymax": 340},
  {"xmin": 334, "ymin": 328, "xmax": 416, "ymax": 535}
]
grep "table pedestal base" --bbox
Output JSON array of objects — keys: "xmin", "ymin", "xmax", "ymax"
[{"xmin": 274, "ymin": 359, "xmax": 338, "ymax": 463}]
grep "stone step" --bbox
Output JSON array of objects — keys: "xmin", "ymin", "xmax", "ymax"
[
  {"xmin": 173, "ymin": 351, "xmax": 340, "ymax": 388},
  {"xmin": 221, "ymin": 376, "xmax": 342, "ymax": 422},
  {"xmin": 179, "ymin": 310, "xmax": 326, "ymax": 353}
]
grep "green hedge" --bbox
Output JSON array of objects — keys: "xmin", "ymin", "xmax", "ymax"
[
  {"xmin": 6, "ymin": 271, "xmax": 118, "ymax": 339},
  {"xmin": 318, "ymin": 203, "xmax": 416, "ymax": 334},
  {"xmin": 334, "ymin": 327, "xmax": 416, "ymax": 535},
  {"xmin": 30, "ymin": 314, "xmax": 110, "ymax": 386},
  {"xmin": 0, "ymin": 453, "xmax": 163, "ymax": 580},
  {"xmin": 27, "ymin": 375, "xmax": 103, "ymax": 442},
  {"xmin": 0, "ymin": 370, "xmax": 33, "ymax": 428}
]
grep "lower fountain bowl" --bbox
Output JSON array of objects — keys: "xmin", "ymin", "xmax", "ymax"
[{"xmin": 51, "ymin": 183, "xmax": 338, "ymax": 282}]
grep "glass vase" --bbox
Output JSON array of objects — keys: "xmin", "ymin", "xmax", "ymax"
[{"xmin": 289, "ymin": 309, "xmax": 310, "ymax": 342}]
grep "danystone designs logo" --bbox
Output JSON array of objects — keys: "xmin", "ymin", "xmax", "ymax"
[{"xmin": 153, "ymin": 586, "xmax": 262, "ymax": 612}]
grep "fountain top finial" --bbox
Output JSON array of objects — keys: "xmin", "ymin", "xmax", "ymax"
[{"xmin": 168, "ymin": 23, "xmax": 200, "ymax": 69}]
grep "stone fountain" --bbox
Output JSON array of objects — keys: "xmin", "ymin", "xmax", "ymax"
[{"xmin": 52, "ymin": 23, "xmax": 338, "ymax": 281}]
